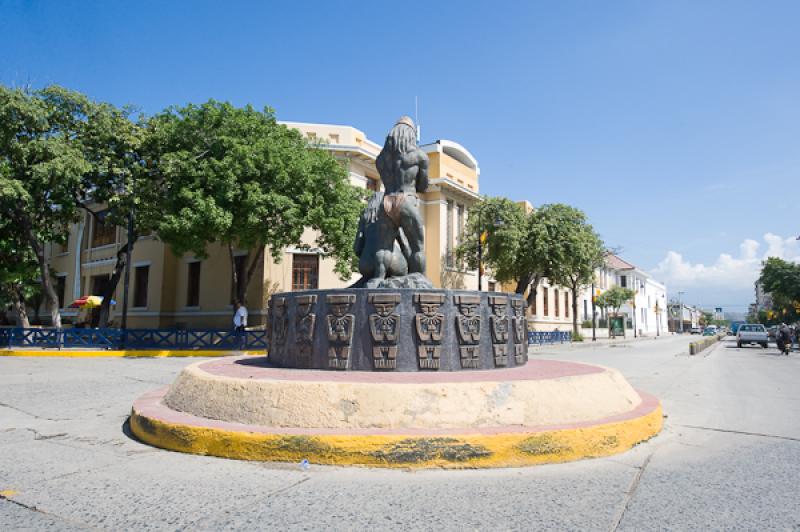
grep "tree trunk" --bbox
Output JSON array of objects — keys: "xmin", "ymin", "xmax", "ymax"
[
  {"xmin": 228, "ymin": 244, "xmax": 265, "ymax": 309},
  {"xmin": 10, "ymin": 286, "xmax": 30, "ymax": 328},
  {"xmin": 515, "ymin": 272, "xmax": 533, "ymax": 295},
  {"xmin": 23, "ymin": 221, "xmax": 61, "ymax": 328},
  {"xmin": 228, "ymin": 244, "xmax": 237, "ymax": 307},
  {"xmin": 242, "ymin": 247, "xmax": 264, "ymax": 303},
  {"xmin": 525, "ymin": 274, "xmax": 542, "ymax": 308},
  {"xmin": 97, "ymin": 241, "xmax": 130, "ymax": 327}
]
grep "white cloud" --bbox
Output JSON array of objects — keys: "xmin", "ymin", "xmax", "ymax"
[{"xmin": 651, "ymin": 233, "xmax": 800, "ymax": 290}]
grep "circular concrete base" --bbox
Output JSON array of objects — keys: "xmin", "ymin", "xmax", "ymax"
[{"xmin": 130, "ymin": 357, "xmax": 662, "ymax": 468}]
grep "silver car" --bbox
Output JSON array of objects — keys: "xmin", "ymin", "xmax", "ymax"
[{"xmin": 736, "ymin": 324, "xmax": 768, "ymax": 348}]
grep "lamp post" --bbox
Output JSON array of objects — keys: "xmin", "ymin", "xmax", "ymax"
[
  {"xmin": 591, "ymin": 282, "xmax": 597, "ymax": 342},
  {"xmin": 678, "ymin": 291, "xmax": 685, "ymax": 333}
]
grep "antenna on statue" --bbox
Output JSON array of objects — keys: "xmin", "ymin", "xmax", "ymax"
[{"xmin": 415, "ymin": 96, "xmax": 420, "ymax": 143}]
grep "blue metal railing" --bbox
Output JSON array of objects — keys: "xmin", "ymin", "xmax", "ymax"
[
  {"xmin": 2, "ymin": 327, "xmax": 568, "ymax": 350},
  {"xmin": 0, "ymin": 327, "xmax": 268, "ymax": 351},
  {"xmin": 527, "ymin": 331, "xmax": 572, "ymax": 345}
]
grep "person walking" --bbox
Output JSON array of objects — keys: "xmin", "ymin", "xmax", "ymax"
[
  {"xmin": 233, "ymin": 300, "xmax": 248, "ymax": 332},
  {"xmin": 233, "ymin": 300, "xmax": 248, "ymax": 350}
]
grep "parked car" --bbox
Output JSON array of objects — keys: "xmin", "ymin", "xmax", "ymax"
[
  {"xmin": 690, "ymin": 326, "xmax": 703, "ymax": 334},
  {"xmin": 737, "ymin": 324, "xmax": 768, "ymax": 348}
]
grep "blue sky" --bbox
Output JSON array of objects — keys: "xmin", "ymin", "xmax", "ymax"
[{"xmin": 2, "ymin": 0, "xmax": 798, "ymax": 311}]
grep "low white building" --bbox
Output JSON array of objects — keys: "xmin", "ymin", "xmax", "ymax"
[{"xmin": 579, "ymin": 254, "xmax": 669, "ymax": 337}]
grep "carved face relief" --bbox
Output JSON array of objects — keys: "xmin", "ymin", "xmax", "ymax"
[
  {"xmin": 414, "ymin": 293, "xmax": 445, "ymax": 369},
  {"xmin": 368, "ymin": 293, "xmax": 401, "ymax": 369},
  {"xmin": 324, "ymin": 294, "xmax": 356, "ymax": 369},
  {"xmin": 273, "ymin": 297, "xmax": 288, "ymax": 345},
  {"xmin": 454, "ymin": 295, "xmax": 481, "ymax": 345}
]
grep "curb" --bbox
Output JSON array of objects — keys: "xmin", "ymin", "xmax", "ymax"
[
  {"xmin": 0, "ymin": 349, "xmax": 264, "ymax": 358},
  {"xmin": 130, "ymin": 388, "xmax": 663, "ymax": 469}
]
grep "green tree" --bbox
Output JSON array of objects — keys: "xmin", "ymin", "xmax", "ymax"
[
  {"xmin": 457, "ymin": 200, "xmax": 599, "ymax": 316},
  {"xmin": 0, "ymin": 85, "xmax": 96, "ymax": 327},
  {"xmin": 79, "ymin": 102, "xmax": 145, "ymax": 327},
  {"xmin": 545, "ymin": 205, "xmax": 605, "ymax": 336},
  {"xmin": 758, "ymin": 257, "xmax": 800, "ymax": 319},
  {"xmin": 0, "ymin": 218, "xmax": 41, "ymax": 326},
  {"xmin": 595, "ymin": 286, "xmax": 635, "ymax": 335},
  {"xmin": 140, "ymin": 100, "xmax": 363, "ymax": 306},
  {"xmin": 456, "ymin": 197, "xmax": 528, "ymax": 288}
]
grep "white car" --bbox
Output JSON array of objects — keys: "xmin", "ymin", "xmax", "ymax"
[{"xmin": 736, "ymin": 324, "xmax": 768, "ymax": 348}]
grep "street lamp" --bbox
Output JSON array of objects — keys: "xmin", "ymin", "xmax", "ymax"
[
  {"xmin": 677, "ymin": 291, "xmax": 685, "ymax": 333},
  {"xmin": 591, "ymin": 282, "xmax": 597, "ymax": 342}
]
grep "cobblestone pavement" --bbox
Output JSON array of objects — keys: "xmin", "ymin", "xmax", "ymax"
[{"xmin": 1, "ymin": 335, "xmax": 799, "ymax": 530}]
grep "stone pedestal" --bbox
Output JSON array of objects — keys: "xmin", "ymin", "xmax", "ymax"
[
  {"xmin": 267, "ymin": 289, "xmax": 528, "ymax": 372},
  {"xmin": 130, "ymin": 356, "xmax": 663, "ymax": 468}
]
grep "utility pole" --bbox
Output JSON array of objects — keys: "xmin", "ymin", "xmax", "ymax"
[
  {"xmin": 591, "ymin": 282, "xmax": 597, "ymax": 342},
  {"xmin": 120, "ymin": 165, "xmax": 136, "ymax": 348},
  {"xmin": 678, "ymin": 291, "xmax": 685, "ymax": 333}
]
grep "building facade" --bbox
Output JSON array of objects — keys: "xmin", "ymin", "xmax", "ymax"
[
  {"xmin": 44, "ymin": 121, "xmax": 485, "ymax": 328},
  {"xmin": 577, "ymin": 254, "xmax": 669, "ymax": 337}
]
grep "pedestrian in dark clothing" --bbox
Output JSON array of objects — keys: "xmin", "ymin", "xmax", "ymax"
[{"xmin": 777, "ymin": 323, "xmax": 792, "ymax": 355}]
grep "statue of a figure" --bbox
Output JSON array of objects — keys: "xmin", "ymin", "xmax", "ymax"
[{"xmin": 353, "ymin": 116, "xmax": 433, "ymax": 289}]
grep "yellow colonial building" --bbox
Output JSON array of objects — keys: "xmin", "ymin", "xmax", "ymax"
[{"xmin": 46, "ymin": 121, "xmax": 486, "ymax": 329}]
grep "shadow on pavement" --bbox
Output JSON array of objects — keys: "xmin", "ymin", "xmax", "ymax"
[{"xmin": 234, "ymin": 356, "xmax": 273, "ymax": 368}]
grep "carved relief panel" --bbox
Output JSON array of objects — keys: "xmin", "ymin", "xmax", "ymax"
[
  {"xmin": 414, "ymin": 293, "xmax": 445, "ymax": 369},
  {"xmin": 489, "ymin": 295, "xmax": 509, "ymax": 367},
  {"xmin": 325, "ymin": 294, "xmax": 356, "ymax": 370},
  {"xmin": 511, "ymin": 298, "xmax": 527, "ymax": 365},
  {"xmin": 368, "ymin": 293, "xmax": 401, "ymax": 369},
  {"xmin": 272, "ymin": 296, "xmax": 288, "ymax": 361},
  {"xmin": 454, "ymin": 294, "xmax": 482, "ymax": 369},
  {"xmin": 295, "ymin": 294, "xmax": 317, "ymax": 365}
]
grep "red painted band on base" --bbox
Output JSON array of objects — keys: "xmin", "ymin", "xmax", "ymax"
[{"xmin": 197, "ymin": 356, "xmax": 606, "ymax": 384}]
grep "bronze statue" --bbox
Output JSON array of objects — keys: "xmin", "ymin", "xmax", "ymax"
[{"xmin": 353, "ymin": 117, "xmax": 433, "ymax": 289}]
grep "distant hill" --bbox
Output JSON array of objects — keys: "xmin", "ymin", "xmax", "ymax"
[{"xmin": 724, "ymin": 312, "xmax": 746, "ymax": 322}]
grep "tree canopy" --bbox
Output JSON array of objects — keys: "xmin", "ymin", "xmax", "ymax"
[
  {"xmin": 456, "ymin": 197, "xmax": 528, "ymax": 285},
  {"xmin": 457, "ymin": 199, "xmax": 604, "ymax": 327},
  {"xmin": 758, "ymin": 257, "xmax": 800, "ymax": 322},
  {"xmin": 595, "ymin": 286, "xmax": 635, "ymax": 318},
  {"xmin": 0, "ymin": 85, "xmax": 98, "ymax": 327},
  {"xmin": 0, "ymin": 84, "xmax": 147, "ymax": 327},
  {"xmin": 543, "ymin": 204, "xmax": 605, "ymax": 335},
  {"xmin": 140, "ymin": 100, "xmax": 364, "ymax": 302}
]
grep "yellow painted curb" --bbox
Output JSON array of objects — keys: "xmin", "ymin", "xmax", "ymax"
[
  {"xmin": 0, "ymin": 349, "xmax": 263, "ymax": 358},
  {"xmin": 130, "ymin": 403, "xmax": 663, "ymax": 469}
]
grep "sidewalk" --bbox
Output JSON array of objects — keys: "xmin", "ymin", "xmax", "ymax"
[
  {"xmin": 528, "ymin": 333, "xmax": 675, "ymax": 352},
  {"xmin": 0, "ymin": 346, "xmax": 263, "ymax": 357}
]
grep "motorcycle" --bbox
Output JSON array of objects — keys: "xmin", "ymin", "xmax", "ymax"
[{"xmin": 777, "ymin": 334, "xmax": 791, "ymax": 355}]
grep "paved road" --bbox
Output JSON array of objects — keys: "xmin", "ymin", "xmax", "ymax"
[{"xmin": 1, "ymin": 335, "xmax": 799, "ymax": 531}]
